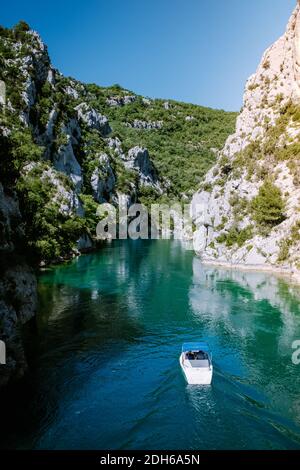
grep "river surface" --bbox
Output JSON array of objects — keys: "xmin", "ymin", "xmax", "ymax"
[{"xmin": 2, "ymin": 239, "xmax": 300, "ymax": 449}]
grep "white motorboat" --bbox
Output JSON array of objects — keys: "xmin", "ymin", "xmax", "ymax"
[{"xmin": 180, "ymin": 342, "xmax": 213, "ymax": 385}]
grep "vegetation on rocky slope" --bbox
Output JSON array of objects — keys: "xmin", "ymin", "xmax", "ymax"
[
  {"xmin": 102, "ymin": 94, "xmax": 236, "ymax": 196},
  {"xmin": 191, "ymin": 0, "xmax": 300, "ymax": 271},
  {"xmin": 0, "ymin": 21, "xmax": 236, "ymax": 263}
]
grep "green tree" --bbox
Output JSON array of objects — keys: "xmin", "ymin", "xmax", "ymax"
[
  {"xmin": 251, "ymin": 180, "xmax": 285, "ymax": 228},
  {"xmin": 14, "ymin": 20, "xmax": 30, "ymax": 33}
]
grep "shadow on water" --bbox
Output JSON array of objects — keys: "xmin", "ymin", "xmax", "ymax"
[{"xmin": 1, "ymin": 240, "xmax": 300, "ymax": 449}]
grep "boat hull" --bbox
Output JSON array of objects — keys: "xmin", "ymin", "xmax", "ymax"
[{"xmin": 180, "ymin": 353, "xmax": 213, "ymax": 385}]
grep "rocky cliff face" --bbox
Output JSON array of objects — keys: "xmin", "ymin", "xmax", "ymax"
[
  {"xmin": 0, "ymin": 23, "xmax": 169, "ymax": 264},
  {"xmin": 192, "ymin": 1, "xmax": 300, "ymax": 277},
  {"xmin": 0, "ymin": 23, "xmax": 165, "ymax": 386},
  {"xmin": 0, "ymin": 184, "xmax": 37, "ymax": 387}
]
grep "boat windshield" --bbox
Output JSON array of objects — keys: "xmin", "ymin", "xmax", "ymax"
[
  {"xmin": 185, "ymin": 350, "xmax": 209, "ymax": 361},
  {"xmin": 182, "ymin": 342, "xmax": 210, "ymax": 353}
]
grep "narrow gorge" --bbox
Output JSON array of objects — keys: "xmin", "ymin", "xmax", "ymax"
[
  {"xmin": 2, "ymin": 1, "xmax": 300, "ymax": 389},
  {"xmin": 0, "ymin": 21, "xmax": 235, "ymax": 386},
  {"xmin": 1, "ymin": 0, "xmax": 300, "ymax": 453}
]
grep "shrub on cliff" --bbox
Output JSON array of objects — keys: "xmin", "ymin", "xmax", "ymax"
[
  {"xmin": 251, "ymin": 180, "xmax": 286, "ymax": 229},
  {"xmin": 17, "ymin": 173, "xmax": 85, "ymax": 262}
]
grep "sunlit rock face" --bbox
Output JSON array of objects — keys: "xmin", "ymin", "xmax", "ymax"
[
  {"xmin": 294, "ymin": 1, "xmax": 300, "ymax": 92},
  {"xmin": 91, "ymin": 154, "xmax": 116, "ymax": 203},
  {"xmin": 191, "ymin": 2, "xmax": 300, "ymax": 276},
  {"xmin": 125, "ymin": 147, "xmax": 161, "ymax": 191},
  {"xmin": 75, "ymin": 102, "xmax": 111, "ymax": 136},
  {"xmin": 224, "ymin": 1, "xmax": 300, "ymax": 155}
]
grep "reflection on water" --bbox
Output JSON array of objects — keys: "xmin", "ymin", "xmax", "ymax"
[
  {"xmin": 191, "ymin": 258, "xmax": 300, "ymax": 348},
  {"xmin": 1, "ymin": 240, "xmax": 300, "ymax": 450},
  {"xmin": 190, "ymin": 258, "xmax": 300, "ymax": 428}
]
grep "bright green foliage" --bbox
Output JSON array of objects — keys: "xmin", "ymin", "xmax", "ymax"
[
  {"xmin": 216, "ymin": 225, "xmax": 253, "ymax": 248},
  {"xmin": 216, "ymin": 215, "xmax": 229, "ymax": 231},
  {"xmin": 277, "ymin": 221, "xmax": 300, "ymax": 262},
  {"xmin": 16, "ymin": 170, "xmax": 85, "ymax": 261},
  {"xmin": 86, "ymin": 88, "xmax": 237, "ymax": 198},
  {"xmin": 251, "ymin": 181, "xmax": 286, "ymax": 229},
  {"xmin": 277, "ymin": 239, "xmax": 291, "ymax": 262},
  {"xmin": 115, "ymin": 165, "xmax": 137, "ymax": 194},
  {"xmin": 230, "ymin": 102, "xmax": 300, "ymax": 182},
  {"xmin": 81, "ymin": 194, "xmax": 100, "ymax": 234},
  {"xmin": 10, "ymin": 129, "xmax": 44, "ymax": 170}
]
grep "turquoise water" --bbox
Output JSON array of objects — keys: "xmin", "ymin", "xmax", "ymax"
[{"xmin": 2, "ymin": 239, "xmax": 300, "ymax": 449}]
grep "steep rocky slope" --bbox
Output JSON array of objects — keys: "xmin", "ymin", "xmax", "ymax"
[
  {"xmin": 0, "ymin": 21, "xmax": 235, "ymax": 386},
  {"xmin": 192, "ymin": 1, "xmax": 300, "ymax": 278}
]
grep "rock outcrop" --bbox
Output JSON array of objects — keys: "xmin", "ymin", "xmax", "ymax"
[
  {"xmin": 107, "ymin": 137, "xmax": 125, "ymax": 159},
  {"xmin": 106, "ymin": 95, "xmax": 136, "ymax": 107},
  {"xmin": 106, "ymin": 139, "xmax": 162, "ymax": 195},
  {"xmin": 125, "ymin": 146, "xmax": 161, "ymax": 190},
  {"xmin": 54, "ymin": 140, "xmax": 83, "ymax": 192},
  {"xmin": 125, "ymin": 119, "xmax": 163, "ymax": 130},
  {"xmin": 192, "ymin": 1, "xmax": 300, "ymax": 276},
  {"xmin": 0, "ymin": 80, "xmax": 5, "ymax": 105},
  {"xmin": 0, "ymin": 184, "xmax": 37, "ymax": 387},
  {"xmin": 223, "ymin": 0, "xmax": 300, "ymax": 157},
  {"xmin": 91, "ymin": 153, "xmax": 116, "ymax": 203},
  {"xmin": 75, "ymin": 102, "xmax": 111, "ymax": 135},
  {"xmin": 22, "ymin": 163, "xmax": 84, "ymax": 216}
]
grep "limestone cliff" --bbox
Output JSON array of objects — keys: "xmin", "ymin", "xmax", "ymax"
[
  {"xmin": 192, "ymin": 1, "xmax": 300, "ymax": 277},
  {"xmin": 0, "ymin": 23, "xmax": 166, "ymax": 264}
]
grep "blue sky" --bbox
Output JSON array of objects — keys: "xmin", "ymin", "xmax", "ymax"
[{"xmin": 1, "ymin": 0, "xmax": 296, "ymax": 110}]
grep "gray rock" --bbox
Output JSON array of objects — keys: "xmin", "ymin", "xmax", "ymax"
[
  {"xmin": 142, "ymin": 98, "xmax": 151, "ymax": 106},
  {"xmin": 125, "ymin": 146, "xmax": 161, "ymax": 190},
  {"xmin": 43, "ymin": 166, "xmax": 84, "ymax": 216},
  {"xmin": 47, "ymin": 67, "xmax": 55, "ymax": 86},
  {"xmin": 125, "ymin": 119, "xmax": 163, "ymax": 130},
  {"xmin": 91, "ymin": 154, "xmax": 116, "ymax": 203},
  {"xmin": 107, "ymin": 137, "xmax": 126, "ymax": 159},
  {"xmin": 21, "ymin": 77, "xmax": 36, "ymax": 108},
  {"xmin": 106, "ymin": 95, "xmax": 136, "ymax": 107},
  {"xmin": 45, "ymin": 108, "xmax": 57, "ymax": 139},
  {"xmin": 65, "ymin": 85, "xmax": 79, "ymax": 99},
  {"xmin": 62, "ymin": 118, "xmax": 81, "ymax": 145},
  {"xmin": 75, "ymin": 102, "xmax": 111, "ymax": 135},
  {"xmin": 191, "ymin": 2, "xmax": 300, "ymax": 277},
  {"xmin": 0, "ymin": 80, "xmax": 6, "ymax": 105},
  {"xmin": 53, "ymin": 140, "xmax": 83, "ymax": 192}
]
